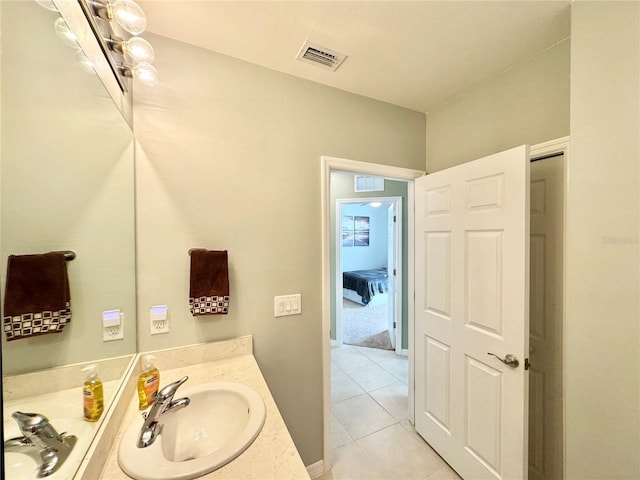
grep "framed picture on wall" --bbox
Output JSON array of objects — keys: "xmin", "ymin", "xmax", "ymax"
[
  {"xmin": 342, "ymin": 215, "xmax": 355, "ymax": 247},
  {"xmin": 354, "ymin": 216, "xmax": 370, "ymax": 246}
]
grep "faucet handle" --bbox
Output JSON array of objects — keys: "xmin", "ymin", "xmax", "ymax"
[{"xmin": 157, "ymin": 376, "xmax": 189, "ymax": 402}]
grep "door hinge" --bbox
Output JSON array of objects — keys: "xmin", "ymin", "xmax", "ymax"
[
  {"xmin": 393, "ymin": 215, "xmax": 397, "ymax": 223},
  {"xmin": 525, "ymin": 358, "xmax": 530, "ymax": 370},
  {"xmin": 393, "ymin": 321, "xmax": 396, "ymax": 329},
  {"xmin": 393, "ymin": 268, "xmax": 396, "ymax": 276}
]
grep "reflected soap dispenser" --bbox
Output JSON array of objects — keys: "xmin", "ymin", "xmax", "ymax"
[
  {"xmin": 82, "ymin": 364, "xmax": 104, "ymax": 422},
  {"xmin": 137, "ymin": 354, "xmax": 160, "ymax": 410}
]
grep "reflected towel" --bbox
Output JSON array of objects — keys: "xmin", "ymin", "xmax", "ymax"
[
  {"xmin": 3, "ymin": 252, "xmax": 71, "ymax": 341},
  {"xmin": 189, "ymin": 249, "xmax": 229, "ymax": 316}
]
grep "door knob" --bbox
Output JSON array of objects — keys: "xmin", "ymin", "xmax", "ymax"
[{"xmin": 487, "ymin": 352, "xmax": 520, "ymax": 368}]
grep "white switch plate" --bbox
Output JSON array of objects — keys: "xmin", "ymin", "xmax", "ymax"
[
  {"xmin": 150, "ymin": 305, "xmax": 169, "ymax": 335},
  {"xmin": 274, "ymin": 294, "xmax": 302, "ymax": 317},
  {"xmin": 103, "ymin": 310, "xmax": 124, "ymax": 341}
]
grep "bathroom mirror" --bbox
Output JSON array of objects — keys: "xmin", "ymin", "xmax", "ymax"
[{"xmin": 1, "ymin": 0, "xmax": 136, "ymax": 457}]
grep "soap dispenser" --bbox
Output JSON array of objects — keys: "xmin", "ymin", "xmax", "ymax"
[
  {"xmin": 82, "ymin": 364, "xmax": 104, "ymax": 422},
  {"xmin": 137, "ymin": 354, "xmax": 160, "ymax": 410}
]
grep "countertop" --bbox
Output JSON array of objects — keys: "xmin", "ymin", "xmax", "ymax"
[{"xmin": 98, "ymin": 346, "xmax": 310, "ymax": 479}]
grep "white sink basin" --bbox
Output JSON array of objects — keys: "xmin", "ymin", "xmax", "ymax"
[{"xmin": 118, "ymin": 381, "xmax": 266, "ymax": 480}]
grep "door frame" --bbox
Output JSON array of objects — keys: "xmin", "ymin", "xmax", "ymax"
[
  {"xmin": 529, "ymin": 136, "xmax": 569, "ymax": 480},
  {"xmin": 321, "ymin": 156, "xmax": 424, "ymax": 471},
  {"xmin": 335, "ymin": 196, "xmax": 403, "ymax": 353}
]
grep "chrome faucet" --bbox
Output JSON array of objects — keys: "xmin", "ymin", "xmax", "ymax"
[
  {"xmin": 138, "ymin": 376, "xmax": 190, "ymax": 448},
  {"xmin": 4, "ymin": 411, "xmax": 77, "ymax": 478}
]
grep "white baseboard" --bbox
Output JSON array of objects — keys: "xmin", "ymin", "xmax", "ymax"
[
  {"xmin": 331, "ymin": 339, "xmax": 339, "ymax": 347},
  {"xmin": 400, "ymin": 348, "xmax": 409, "ymax": 357},
  {"xmin": 306, "ymin": 460, "xmax": 324, "ymax": 479}
]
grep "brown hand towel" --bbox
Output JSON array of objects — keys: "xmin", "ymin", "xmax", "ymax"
[
  {"xmin": 189, "ymin": 249, "xmax": 229, "ymax": 316},
  {"xmin": 3, "ymin": 252, "xmax": 71, "ymax": 341}
]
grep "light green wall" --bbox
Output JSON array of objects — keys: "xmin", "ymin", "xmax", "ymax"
[
  {"xmin": 0, "ymin": 1, "xmax": 136, "ymax": 373},
  {"xmin": 423, "ymin": 3, "xmax": 640, "ymax": 476},
  {"xmin": 566, "ymin": 2, "xmax": 639, "ymax": 478},
  {"xmin": 133, "ymin": 33, "xmax": 425, "ymax": 465},
  {"xmin": 426, "ymin": 38, "xmax": 570, "ymax": 172},
  {"xmin": 329, "ymin": 172, "xmax": 410, "ymax": 350}
]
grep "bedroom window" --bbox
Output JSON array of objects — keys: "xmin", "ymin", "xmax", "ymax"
[{"xmin": 354, "ymin": 175, "xmax": 384, "ymax": 192}]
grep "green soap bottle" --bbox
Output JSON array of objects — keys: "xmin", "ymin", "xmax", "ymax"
[{"xmin": 82, "ymin": 364, "xmax": 104, "ymax": 422}]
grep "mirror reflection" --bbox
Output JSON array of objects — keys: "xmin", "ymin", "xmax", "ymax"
[{"xmin": 1, "ymin": 0, "xmax": 136, "ymax": 475}]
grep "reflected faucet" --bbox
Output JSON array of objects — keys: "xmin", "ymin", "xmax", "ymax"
[
  {"xmin": 138, "ymin": 376, "xmax": 190, "ymax": 448},
  {"xmin": 4, "ymin": 411, "xmax": 77, "ymax": 478}
]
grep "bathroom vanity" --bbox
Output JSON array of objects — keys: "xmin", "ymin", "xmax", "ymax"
[{"xmin": 96, "ymin": 336, "xmax": 309, "ymax": 479}]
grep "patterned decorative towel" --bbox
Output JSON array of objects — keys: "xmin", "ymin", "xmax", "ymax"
[
  {"xmin": 3, "ymin": 252, "xmax": 71, "ymax": 341},
  {"xmin": 189, "ymin": 249, "xmax": 229, "ymax": 316}
]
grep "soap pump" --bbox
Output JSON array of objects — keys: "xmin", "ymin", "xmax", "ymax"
[
  {"xmin": 81, "ymin": 364, "xmax": 104, "ymax": 422},
  {"xmin": 137, "ymin": 354, "xmax": 160, "ymax": 410}
]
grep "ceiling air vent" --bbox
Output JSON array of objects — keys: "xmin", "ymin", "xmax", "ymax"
[{"xmin": 296, "ymin": 41, "xmax": 347, "ymax": 72}]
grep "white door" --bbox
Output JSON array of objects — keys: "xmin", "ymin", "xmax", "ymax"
[
  {"xmin": 528, "ymin": 155, "xmax": 564, "ymax": 480},
  {"xmin": 387, "ymin": 203, "xmax": 397, "ymax": 349},
  {"xmin": 414, "ymin": 146, "xmax": 530, "ymax": 479}
]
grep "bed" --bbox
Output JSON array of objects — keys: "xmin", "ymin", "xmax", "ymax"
[{"xmin": 342, "ymin": 268, "xmax": 389, "ymax": 306}]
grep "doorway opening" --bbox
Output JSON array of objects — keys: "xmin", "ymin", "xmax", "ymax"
[
  {"xmin": 321, "ymin": 156, "xmax": 424, "ymax": 471},
  {"xmin": 335, "ymin": 196, "xmax": 403, "ymax": 353}
]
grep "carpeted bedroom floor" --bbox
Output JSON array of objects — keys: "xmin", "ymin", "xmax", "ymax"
[{"xmin": 342, "ymin": 298, "xmax": 393, "ymax": 350}]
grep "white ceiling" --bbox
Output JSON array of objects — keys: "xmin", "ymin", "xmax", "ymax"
[{"xmin": 139, "ymin": 1, "xmax": 571, "ymax": 113}]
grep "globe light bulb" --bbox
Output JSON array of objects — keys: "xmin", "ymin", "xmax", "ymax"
[
  {"xmin": 109, "ymin": 0, "xmax": 147, "ymax": 35},
  {"xmin": 35, "ymin": 0, "xmax": 58, "ymax": 12},
  {"xmin": 54, "ymin": 17, "xmax": 79, "ymax": 48},
  {"xmin": 76, "ymin": 50, "xmax": 97, "ymax": 74},
  {"xmin": 133, "ymin": 62, "xmax": 159, "ymax": 86},
  {"xmin": 122, "ymin": 37, "xmax": 154, "ymax": 64}
]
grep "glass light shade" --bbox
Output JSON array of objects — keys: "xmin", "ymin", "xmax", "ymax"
[
  {"xmin": 133, "ymin": 62, "xmax": 159, "ymax": 86},
  {"xmin": 54, "ymin": 17, "xmax": 79, "ymax": 48},
  {"xmin": 35, "ymin": 0, "xmax": 58, "ymax": 12},
  {"xmin": 122, "ymin": 37, "xmax": 154, "ymax": 64},
  {"xmin": 110, "ymin": 0, "xmax": 147, "ymax": 35},
  {"xmin": 76, "ymin": 50, "xmax": 97, "ymax": 74}
]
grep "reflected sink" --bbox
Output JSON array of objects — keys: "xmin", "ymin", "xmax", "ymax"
[
  {"xmin": 118, "ymin": 381, "xmax": 266, "ymax": 480},
  {"xmin": 4, "ymin": 416, "xmax": 88, "ymax": 480}
]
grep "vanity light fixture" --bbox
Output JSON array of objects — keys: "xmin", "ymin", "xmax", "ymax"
[
  {"xmin": 77, "ymin": 0, "xmax": 159, "ymax": 90},
  {"xmin": 91, "ymin": 0, "xmax": 147, "ymax": 36},
  {"xmin": 107, "ymin": 35, "xmax": 154, "ymax": 64},
  {"xmin": 120, "ymin": 62, "xmax": 159, "ymax": 87},
  {"xmin": 35, "ymin": 0, "xmax": 59, "ymax": 12},
  {"xmin": 76, "ymin": 49, "xmax": 97, "ymax": 74},
  {"xmin": 54, "ymin": 16, "xmax": 80, "ymax": 48}
]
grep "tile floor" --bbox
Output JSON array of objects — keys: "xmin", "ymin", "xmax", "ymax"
[{"xmin": 319, "ymin": 345, "xmax": 460, "ymax": 480}]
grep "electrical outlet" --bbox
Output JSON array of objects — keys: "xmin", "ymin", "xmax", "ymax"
[
  {"xmin": 103, "ymin": 310, "xmax": 124, "ymax": 341},
  {"xmin": 150, "ymin": 305, "xmax": 169, "ymax": 335}
]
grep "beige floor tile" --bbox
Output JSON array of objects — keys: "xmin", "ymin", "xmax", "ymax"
[
  {"xmin": 331, "ymin": 413, "xmax": 352, "ymax": 449},
  {"xmin": 322, "ymin": 442, "xmax": 388, "ymax": 480},
  {"xmin": 356, "ymin": 424, "xmax": 448, "ymax": 480},
  {"xmin": 423, "ymin": 464, "xmax": 462, "ymax": 480},
  {"xmin": 375, "ymin": 356, "xmax": 409, "ymax": 384},
  {"xmin": 345, "ymin": 363, "xmax": 399, "ymax": 393},
  {"xmin": 332, "ymin": 394, "xmax": 396, "ymax": 440},
  {"xmin": 331, "ymin": 369, "xmax": 365, "ymax": 403},
  {"xmin": 369, "ymin": 381, "xmax": 409, "ymax": 421},
  {"xmin": 331, "ymin": 346, "xmax": 376, "ymax": 373},
  {"xmin": 354, "ymin": 345, "xmax": 399, "ymax": 361}
]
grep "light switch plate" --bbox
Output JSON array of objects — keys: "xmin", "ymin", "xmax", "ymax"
[{"xmin": 274, "ymin": 294, "xmax": 302, "ymax": 317}]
